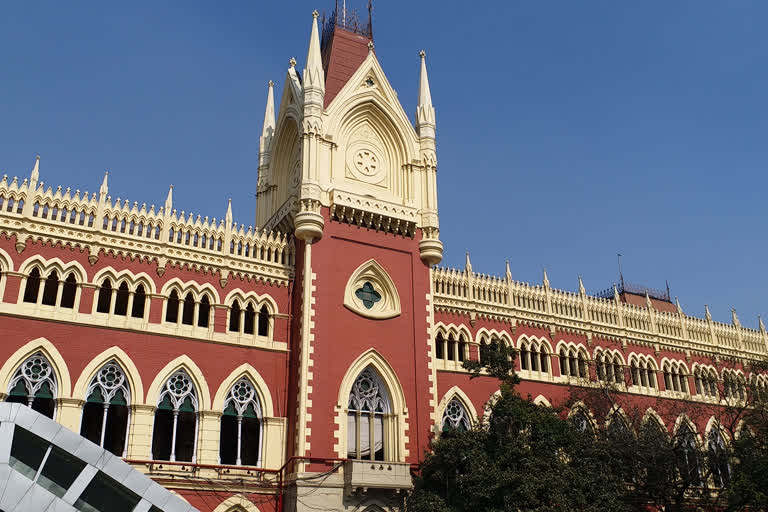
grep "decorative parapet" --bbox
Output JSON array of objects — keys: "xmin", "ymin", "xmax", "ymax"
[
  {"xmin": 0, "ymin": 165, "xmax": 294, "ymax": 284},
  {"xmin": 330, "ymin": 189, "xmax": 418, "ymax": 237},
  {"xmin": 433, "ymin": 265, "xmax": 768, "ymax": 360}
]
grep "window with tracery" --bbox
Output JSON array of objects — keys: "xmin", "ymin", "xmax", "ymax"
[
  {"xmin": 707, "ymin": 429, "xmax": 730, "ymax": 488},
  {"xmin": 694, "ymin": 368, "xmax": 719, "ymax": 399},
  {"xmin": 570, "ymin": 410, "xmax": 592, "ymax": 434},
  {"xmin": 164, "ymin": 289, "xmax": 210, "ymax": 327},
  {"xmin": 80, "ymin": 362, "xmax": 130, "ymax": 456},
  {"xmin": 95, "ymin": 278, "xmax": 147, "ymax": 318},
  {"xmin": 663, "ymin": 362, "xmax": 689, "ymax": 394},
  {"xmin": 441, "ymin": 398, "xmax": 470, "ymax": 432},
  {"xmin": 435, "ymin": 333, "xmax": 466, "ymax": 362},
  {"xmin": 596, "ymin": 352, "xmax": 624, "ymax": 385},
  {"xmin": 675, "ymin": 424, "xmax": 700, "ymax": 485},
  {"xmin": 520, "ymin": 340, "xmax": 549, "ymax": 374},
  {"xmin": 560, "ymin": 348, "xmax": 588, "ymax": 379},
  {"xmin": 152, "ymin": 370, "xmax": 198, "ymax": 462},
  {"xmin": 347, "ymin": 368, "xmax": 392, "ymax": 461},
  {"xmin": 630, "ymin": 358, "xmax": 657, "ymax": 390},
  {"xmin": 6, "ymin": 353, "xmax": 57, "ymax": 418},
  {"xmin": 220, "ymin": 378, "xmax": 262, "ymax": 466}
]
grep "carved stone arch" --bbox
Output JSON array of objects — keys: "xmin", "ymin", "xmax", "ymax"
[
  {"xmin": 146, "ymin": 355, "xmax": 211, "ymax": 410},
  {"xmin": 72, "ymin": 347, "xmax": 144, "ymax": 405},
  {"xmin": 343, "ymin": 259, "xmax": 401, "ymax": 320},
  {"xmin": 555, "ymin": 340, "xmax": 572, "ymax": 354},
  {"xmin": 334, "ymin": 349, "xmax": 408, "ymax": 460},
  {"xmin": 436, "ymin": 386, "xmax": 478, "ymax": 432},
  {"xmin": 18, "ymin": 255, "xmax": 87, "ymax": 282},
  {"xmin": 532, "ymin": 395, "xmax": 552, "ymax": 408},
  {"xmin": 211, "ymin": 494, "xmax": 262, "ymax": 512},
  {"xmin": 568, "ymin": 401, "xmax": 597, "ymax": 432},
  {"xmin": 673, "ymin": 414, "xmax": 702, "ymax": 446},
  {"xmin": 0, "ymin": 337, "xmax": 72, "ymax": 398},
  {"xmin": 222, "ymin": 289, "xmax": 278, "ymax": 313},
  {"xmin": 0, "ymin": 247, "xmax": 13, "ymax": 272},
  {"xmin": 642, "ymin": 408, "xmax": 669, "ymax": 435},
  {"xmin": 704, "ymin": 416, "xmax": 731, "ymax": 443},
  {"xmin": 605, "ymin": 406, "xmax": 633, "ymax": 432},
  {"xmin": 212, "ymin": 363, "xmax": 274, "ymax": 418},
  {"xmin": 160, "ymin": 278, "xmax": 220, "ymax": 303}
]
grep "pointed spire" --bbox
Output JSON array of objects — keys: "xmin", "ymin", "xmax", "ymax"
[
  {"xmin": 30, "ymin": 155, "xmax": 40, "ymax": 183},
  {"xmin": 731, "ymin": 308, "xmax": 741, "ymax": 327},
  {"xmin": 675, "ymin": 297, "xmax": 683, "ymax": 315},
  {"xmin": 613, "ymin": 284, "xmax": 620, "ymax": 302},
  {"xmin": 416, "ymin": 50, "xmax": 436, "ymax": 137},
  {"xmin": 542, "ymin": 267, "xmax": 550, "ymax": 288},
  {"xmin": 99, "ymin": 171, "xmax": 109, "ymax": 200},
  {"xmin": 759, "ymin": 315, "xmax": 766, "ymax": 334},
  {"xmin": 165, "ymin": 185, "xmax": 173, "ymax": 214},
  {"xmin": 464, "ymin": 252, "xmax": 472, "ymax": 273},
  {"xmin": 505, "ymin": 260, "xmax": 512, "ymax": 281},
  {"xmin": 260, "ymin": 80, "xmax": 276, "ymax": 158},
  {"xmin": 225, "ymin": 198, "xmax": 233, "ymax": 225},
  {"xmin": 578, "ymin": 275, "xmax": 585, "ymax": 295},
  {"xmin": 705, "ymin": 304, "xmax": 712, "ymax": 322},
  {"xmin": 304, "ymin": 10, "xmax": 325, "ymax": 97}
]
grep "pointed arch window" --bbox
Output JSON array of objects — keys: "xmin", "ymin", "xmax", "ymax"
[
  {"xmin": 243, "ymin": 303, "xmax": 256, "ymax": 335},
  {"xmin": 41, "ymin": 270, "xmax": 59, "ymax": 306},
  {"xmin": 675, "ymin": 424, "xmax": 701, "ymax": 485},
  {"xmin": 220, "ymin": 378, "xmax": 262, "ymax": 466},
  {"xmin": 258, "ymin": 305, "xmax": 270, "ymax": 337},
  {"xmin": 347, "ymin": 367, "xmax": 392, "ymax": 461},
  {"xmin": 60, "ymin": 273, "xmax": 77, "ymax": 309},
  {"xmin": 229, "ymin": 300, "xmax": 242, "ymax": 332},
  {"xmin": 181, "ymin": 293, "xmax": 195, "ymax": 325},
  {"xmin": 165, "ymin": 290, "xmax": 180, "ymax": 323},
  {"xmin": 442, "ymin": 398, "xmax": 470, "ymax": 432},
  {"xmin": 114, "ymin": 282, "xmax": 130, "ymax": 316},
  {"xmin": 6, "ymin": 353, "xmax": 57, "ymax": 418},
  {"xmin": 131, "ymin": 284, "xmax": 146, "ymax": 318},
  {"xmin": 435, "ymin": 333, "xmax": 445, "ymax": 360},
  {"xmin": 80, "ymin": 362, "xmax": 130, "ymax": 456},
  {"xmin": 23, "ymin": 267, "xmax": 42, "ymax": 303},
  {"xmin": 96, "ymin": 279, "xmax": 113, "ymax": 313},
  {"xmin": 708, "ymin": 429, "xmax": 730, "ymax": 488},
  {"xmin": 198, "ymin": 295, "xmax": 211, "ymax": 328},
  {"xmin": 152, "ymin": 370, "xmax": 198, "ymax": 462},
  {"xmin": 570, "ymin": 410, "xmax": 593, "ymax": 434}
]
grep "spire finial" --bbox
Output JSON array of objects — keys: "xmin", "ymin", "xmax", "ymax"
[
  {"xmin": 578, "ymin": 275, "xmax": 585, "ymax": 295},
  {"xmin": 367, "ymin": 40, "xmax": 374, "ymax": 54},
  {"xmin": 645, "ymin": 292, "xmax": 652, "ymax": 309},
  {"xmin": 225, "ymin": 198, "xmax": 233, "ymax": 224},
  {"xmin": 99, "ymin": 171, "xmax": 109, "ymax": 198},
  {"xmin": 675, "ymin": 297, "xmax": 683, "ymax": 314},
  {"xmin": 759, "ymin": 315, "xmax": 766, "ymax": 334},
  {"xmin": 465, "ymin": 252, "xmax": 472, "ymax": 273},
  {"xmin": 505, "ymin": 260, "xmax": 512, "ymax": 280},
  {"xmin": 260, "ymin": 80, "xmax": 276, "ymax": 153},
  {"xmin": 304, "ymin": 10, "xmax": 325, "ymax": 96},
  {"xmin": 289, "ymin": 57, "xmax": 296, "ymax": 68},
  {"xmin": 731, "ymin": 308, "xmax": 741, "ymax": 327},
  {"xmin": 312, "ymin": 9, "xmax": 319, "ymax": 18},
  {"xmin": 416, "ymin": 48, "xmax": 435, "ymax": 137},
  {"xmin": 30, "ymin": 155, "xmax": 40, "ymax": 183},
  {"xmin": 705, "ymin": 304, "xmax": 712, "ymax": 321},
  {"xmin": 165, "ymin": 184, "xmax": 173, "ymax": 213},
  {"xmin": 542, "ymin": 267, "xmax": 550, "ymax": 288}
]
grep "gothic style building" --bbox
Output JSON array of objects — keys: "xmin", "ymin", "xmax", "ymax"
[{"xmin": 0, "ymin": 6, "xmax": 765, "ymax": 512}]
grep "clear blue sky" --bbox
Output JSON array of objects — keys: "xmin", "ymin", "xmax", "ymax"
[{"xmin": 1, "ymin": 1, "xmax": 766, "ymax": 326}]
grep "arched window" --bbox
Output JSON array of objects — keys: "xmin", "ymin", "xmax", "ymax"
[
  {"xmin": 571, "ymin": 410, "xmax": 592, "ymax": 434},
  {"xmin": 41, "ymin": 270, "xmax": 59, "ymax": 306},
  {"xmin": 436, "ymin": 333, "xmax": 445, "ymax": 360},
  {"xmin": 258, "ymin": 305, "xmax": 270, "ymax": 337},
  {"xmin": 243, "ymin": 304, "xmax": 256, "ymax": 335},
  {"xmin": 521, "ymin": 343, "xmax": 530, "ymax": 371},
  {"xmin": 131, "ymin": 284, "xmax": 146, "ymax": 318},
  {"xmin": 229, "ymin": 300, "xmax": 241, "ymax": 332},
  {"xmin": 347, "ymin": 367, "xmax": 392, "ymax": 461},
  {"xmin": 613, "ymin": 356, "xmax": 624, "ymax": 384},
  {"xmin": 6, "ymin": 353, "xmax": 57, "ymax": 418},
  {"xmin": 675, "ymin": 424, "xmax": 700, "ymax": 485},
  {"xmin": 442, "ymin": 398, "xmax": 470, "ymax": 432},
  {"xmin": 23, "ymin": 267, "xmax": 41, "ymax": 303},
  {"xmin": 165, "ymin": 290, "xmax": 180, "ymax": 323},
  {"xmin": 198, "ymin": 295, "xmax": 211, "ymax": 328},
  {"xmin": 447, "ymin": 335, "xmax": 456, "ymax": 361},
  {"xmin": 181, "ymin": 293, "xmax": 195, "ymax": 325},
  {"xmin": 708, "ymin": 429, "xmax": 730, "ymax": 488},
  {"xmin": 220, "ymin": 378, "xmax": 262, "ymax": 466},
  {"xmin": 114, "ymin": 282, "xmax": 130, "ymax": 316},
  {"xmin": 152, "ymin": 370, "xmax": 198, "ymax": 462},
  {"xmin": 96, "ymin": 279, "xmax": 113, "ymax": 314},
  {"xmin": 539, "ymin": 347, "xmax": 549, "ymax": 373},
  {"xmin": 80, "ymin": 362, "xmax": 130, "ymax": 456},
  {"xmin": 60, "ymin": 273, "xmax": 77, "ymax": 309}
]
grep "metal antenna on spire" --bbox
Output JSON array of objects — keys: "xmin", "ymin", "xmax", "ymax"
[{"xmin": 617, "ymin": 253, "xmax": 625, "ymax": 289}]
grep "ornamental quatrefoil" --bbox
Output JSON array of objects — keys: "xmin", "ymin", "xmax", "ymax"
[{"xmin": 355, "ymin": 281, "xmax": 381, "ymax": 309}]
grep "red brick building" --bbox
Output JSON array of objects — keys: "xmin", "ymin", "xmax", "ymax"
[{"xmin": 0, "ymin": 6, "xmax": 765, "ymax": 512}]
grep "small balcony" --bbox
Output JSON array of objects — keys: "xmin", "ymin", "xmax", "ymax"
[{"xmin": 344, "ymin": 460, "xmax": 413, "ymax": 495}]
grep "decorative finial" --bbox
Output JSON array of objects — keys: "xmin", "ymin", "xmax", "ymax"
[
  {"xmin": 675, "ymin": 297, "xmax": 683, "ymax": 315},
  {"xmin": 465, "ymin": 252, "xmax": 472, "ymax": 273},
  {"xmin": 705, "ymin": 304, "xmax": 712, "ymax": 321},
  {"xmin": 578, "ymin": 275, "xmax": 585, "ymax": 295},
  {"xmin": 367, "ymin": 40, "xmax": 374, "ymax": 53},
  {"xmin": 542, "ymin": 267, "xmax": 549, "ymax": 288},
  {"xmin": 289, "ymin": 57, "xmax": 297, "ymax": 68},
  {"xmin": 645, "ymin": 292, "xmax": 652, "ymax": 309},
  {"xmin": 419, "ymin": 49, "xmax": 426, "ymax": 58},
  {"xmin": 505, "ymin": 260, "xmax": 512, "ymax": 280},
  {"xmin": 731, "ymin": 308, "xmax": 741, "ymax": 327},
  {"xmin": 759, "ymin": 315, "xmax": 766, "ymax": 334},
  {"xmin": 312, "ymin": 9, "xmax": 319, "ymax": 18},
  {"xmin": 268, "ymin": 80, "xmax": 274, "ymax": 87}
]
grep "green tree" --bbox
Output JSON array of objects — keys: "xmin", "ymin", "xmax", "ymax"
[{"xmin": 409, "ymin": 340, "xmax": 628, "ymax": 512}]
